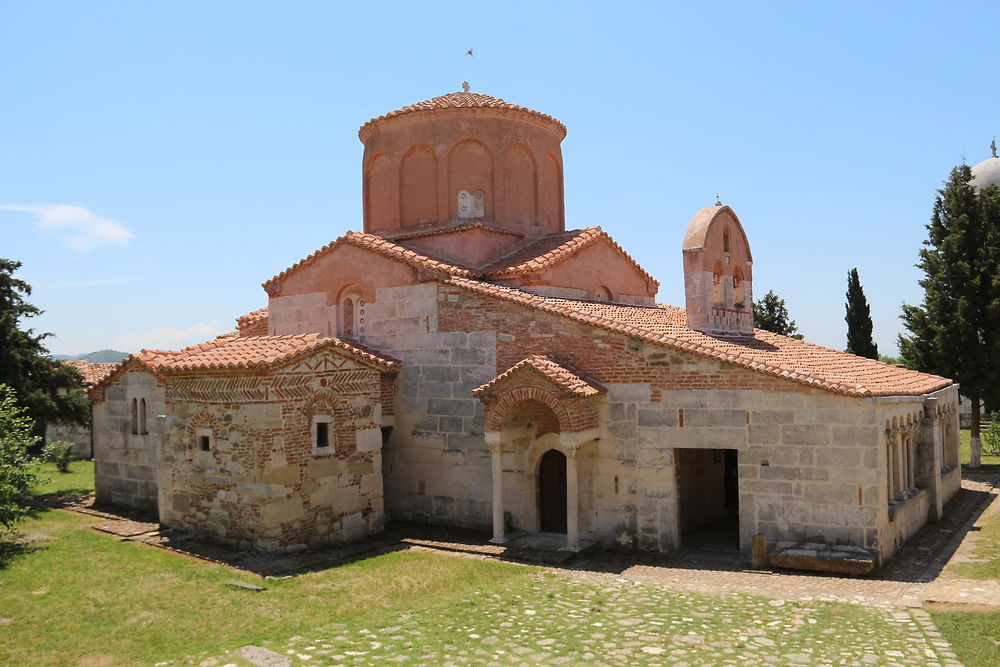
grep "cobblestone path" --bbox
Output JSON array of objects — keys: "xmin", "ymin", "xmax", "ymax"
[{"xmin": 212, "ymin": 575, "xmax": 961, "ymax": 666}]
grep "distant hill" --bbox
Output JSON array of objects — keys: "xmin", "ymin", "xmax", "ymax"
[{"xmin": 52, "ymin": 349, "xmax": 131, "ymax": 363}]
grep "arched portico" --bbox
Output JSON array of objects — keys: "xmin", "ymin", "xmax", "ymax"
[{"xmin": 474, "ymin": 355, "xmax": 604, "ymax": 551}]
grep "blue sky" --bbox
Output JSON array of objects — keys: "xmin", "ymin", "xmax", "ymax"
[{"xmin": 2, "ymin": 1, "xmax": 998, "ymax": 356}]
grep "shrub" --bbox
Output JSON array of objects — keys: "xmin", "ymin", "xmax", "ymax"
[
  {"xmin": 41, "ymin": 440, "xmax": 75, "ymax": 473},
  {"xmin": 0, "ymin": 384, "xmax": 41, "ymax": 528},
  {"xmin": 983, "ymin": 412, "xmax": 1000, "ymax": 456}
]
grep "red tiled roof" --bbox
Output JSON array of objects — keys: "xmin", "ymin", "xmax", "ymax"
[
  {"xmin": 359, "ymin": 91, "xmax": 566, "ymax": 141},
  {"xmin": 64, "ymin": 360, "xmax": 121, "ymax": 386},
  {"xmin": 235, "ymin": 307, "xmax": 268, "ymax": 329},
  {"xmin": 474, "ymin": 355, "xmax": 604, "ymax": 398},
  {"xmin": 483, "ymin": 227, "xmax": 660, "ymax": 287},
  {"xmin": 91, "ymin": 334, "xmax": 399, "ymax": 395},
  {"xmin": 445, "ymin": 278, "xmax": 952, "ymax": 398},
  {"xmin": 384, "ymin": 221, "xmax": 524, "ymax": 242},
  {"xmin": 263, "ymin": 231, "xmax": 478, "ymax": 292}
]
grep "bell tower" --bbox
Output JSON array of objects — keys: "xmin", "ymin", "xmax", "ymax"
[{"xmin": 682, "ymin": 205, "xmax": 754, "ymax": 335}]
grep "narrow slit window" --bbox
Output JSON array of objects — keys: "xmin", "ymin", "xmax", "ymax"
[
  {"xmin": 316, "ymin": 421, "xmax": 329, "ymax": 448},
  {"xmin": 139, "ymin": 398, "xmax": 147, "ymax": 435},
  {"xmin": 199, "ymin": 435, "xmax": 210, "ymax": 452},
  {"xmin": 131, "ymin": 398, "xmax": 138, "ymax": 435}
]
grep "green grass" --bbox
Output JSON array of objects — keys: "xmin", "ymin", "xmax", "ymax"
[
  {"xmin": 932, "ymin": 610, "xmax": 1000, "ymax": 667},
  {"xmin": 0, "ymin": 461, "xmax": 989, "ymax": 665},
  {"xmin": 960, "ymin": 428, "xmax": 1000, "ymax": 467},
  {"xmin": 32, "ymin": 460, "xmax": 95, "ymax": 498}
]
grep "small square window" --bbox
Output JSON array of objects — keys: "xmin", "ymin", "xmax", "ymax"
[{"xmin": 316, "ymin": 422, "xmax": 329, "ymax": 448}]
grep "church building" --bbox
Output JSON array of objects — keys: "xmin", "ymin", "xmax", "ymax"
[{"xmin": 90, "ymin": 90, "xmax": 962, "ymax": 573}]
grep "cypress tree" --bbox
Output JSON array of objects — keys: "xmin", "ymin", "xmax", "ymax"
[
  {"xmin": 753, "ymin": 290, "xmax": 804, "ymax": 339},
  {"xmin": 845, "ymin": 268, "xmax": 879, "ymax": 359},
  {"xmin": 899, "ymin": 165, "xmax": 1000, "ymax": 467}
]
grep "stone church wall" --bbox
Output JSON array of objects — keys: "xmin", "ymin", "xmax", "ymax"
[
  {"xmin": 435, "ymin": 283, "xmax": 949, "ymax": 560},
  {"xmin": 157, "ymin": 353, "xmax": 386, "ymax": 553},
  {"xmin": 92, "ymin": 369, "xmax": 165, "ymax": 512},
  {"xmin": 364, "ymin": 282, "xmax": 498, "ymax": 527}
]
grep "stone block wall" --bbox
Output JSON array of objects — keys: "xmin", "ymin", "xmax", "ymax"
[
  {"xmin": 45, "ymin": 421, "xmax": 91, "ymax": 459},
  {"xmin": 92, "ymin": 369, "xmax": 165, "ymax": 512},
  {"xmin": 364, "ymin": 282, "xmax": 497, "ymax": 528},
  {"xmin": 435, "ymin": 283, "xmax": 925, "ymax": 558},
  {"xmin": 157, "ymin": 351, "xmax": 387, "ymax": 553}
]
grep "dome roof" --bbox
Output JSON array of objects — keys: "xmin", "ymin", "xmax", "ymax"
[
  {"xmin": 359, "ymin": 91, "xmax": 566, "ymax": 141},
  {"xmin": 971, "ymin": 155, "xmax": 1000, "ymax": 190}
]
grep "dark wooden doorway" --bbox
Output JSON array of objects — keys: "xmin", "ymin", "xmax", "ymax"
[{"xmin": 538, "ymin": 449, "xmax": 567, "ymax": 533}]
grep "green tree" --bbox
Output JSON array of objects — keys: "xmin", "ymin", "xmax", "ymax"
[
  {"xmin": 0, "ymin": 384, "xmax": 41, "ymax": 528},
  {"xmin": 845, "ymin": 268, "xmax": 879, "ymax": 359},
  {"xmin": 0, "ymin": 259, "xmax": 89, "ymax": 437},
  {"xmin": 899, "ymin": 165, "xmax": 1000, "ymax": 467},
  {"xmin": 753, "ymin": 290, "xmax": 804, "ymax": 339}
]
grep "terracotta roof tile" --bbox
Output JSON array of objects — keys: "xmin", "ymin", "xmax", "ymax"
[
  {"xmin": 483, "ymin": 227, "xmax": 660, "ymax": 286},
  {"xmin": 474, "ymin": 355, "xmax": 604, "ymax": 398},
  {"xmin": 235, "ymin": 307, "xmax": 268, "ymax": 329},
  {"xmin": 445, "ymin": 278, "xmax": 952, "ymax": 398},
  {"xmin": 64, "ymin": 360, "xmax": 121, "ymax": 386},
  {"xmin": 263, "ymin": 231, "xmax": 478, "ymax": 292},
  {"xmin": 91, "ymin": 334, "xmax": 399, "ymax": 395},
  {"xmin": 384, "ymin": 221, "xmax": 524, "ymax": 242},
  {"xmin": 359, "ymin": 91, "xmax": 566, "ymax": 141}
]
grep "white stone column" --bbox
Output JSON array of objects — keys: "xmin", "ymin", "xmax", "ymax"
[
  {"xmin": 486, "ymin": 432, "xmax": 507, "ymax": 544},
  {"xmin": 564, "ymin": 445, "xmax": 580, "ymax": 551}
]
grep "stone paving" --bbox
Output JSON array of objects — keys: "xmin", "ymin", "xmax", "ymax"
[{"xmin": 196, "ymin": 575, "xmax": 962, "ymax": 666}]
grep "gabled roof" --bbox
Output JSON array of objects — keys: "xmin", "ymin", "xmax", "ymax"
[
  {"xmin": 444, "ymin": 278, "xmax": 952, "ymax": 398},
  {"xmin": 473, "ymin": 355, "xmax": 604, "ymax": 398},
  {"xmin": 64, "ymin": 360, "xmax": 120, "ymax": 386},
  {"xmin": 359, "ymin": 91, "xmax": 566, "ymax": 141},
  {"xmin": 482, "ymin": 227, "xmax": 660, "ymax": 286},
  {"xmin": 384, "ymin": 221, "xmax": 524, "ymax": 242},
  {"xmin": 91, "ymin": 334, "xmax": 400, "ymax": 395},
  {"xmin": 263, "ymin": 231, "xmax": 478, "ymax": 292},
  {"xmin": 235, "ymin": 307, "xmax": 268, "ymax": 329}
]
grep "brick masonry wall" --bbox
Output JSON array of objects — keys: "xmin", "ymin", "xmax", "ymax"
[
  {"xmin": 158, "ymin": 350, "xmax": 386, "ymax": 553},
  {"xmin": 92, "ymin": 369, "xmax": 165, "ymax": 512}
]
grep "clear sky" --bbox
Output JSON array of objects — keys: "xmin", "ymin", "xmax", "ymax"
[{"xmin": 2, "ymin": 1, "xmax": 998, "ymax": 357}]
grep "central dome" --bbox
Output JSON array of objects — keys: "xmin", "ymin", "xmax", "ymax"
[
  {"xmin": 359, "ymin": 91, "xmax": 566, "ymax": 142},
  {"xmin": 359, "ymin": 90, "xmax": 567, "ymax": 240}
]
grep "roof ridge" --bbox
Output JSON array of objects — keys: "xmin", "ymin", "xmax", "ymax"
[
  {"xmin": 482, "ymin": 227, "xmax": 660, "ymax": 287},
  {"xmin": 263, "ymin": 230, "xmax": 480, "ymax": 292},
  {"xmin": 382, "ymin": 221, "xmax": 525, "ymax": 242},
  {"xmin": 444, "ymin": 278, "xmax": 950, "ymax": 398}
]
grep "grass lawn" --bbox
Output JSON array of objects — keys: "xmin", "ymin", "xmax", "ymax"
[
  {"xmin": 960, "ymin": 428, "xmax": 1000, "ymax": 467},
  {"xmin": 0, "ymin": 461, "xmax": 992, "ymax": 665}
]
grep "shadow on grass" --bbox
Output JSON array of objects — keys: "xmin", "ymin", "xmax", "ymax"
[{"xmin": 0, "ymin": 532, "xmax": 44, "ymax": 570}]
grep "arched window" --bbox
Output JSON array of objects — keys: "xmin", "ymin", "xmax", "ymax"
[
  {"xmin": 139, "ymin": 398, "xmax": 147, "ymax": 435},
  {"xmin": 457, "ymin": 190, "xmax": 473, "ymax": 218},
  {"xmin": 723, "ymin": 227, "xmax": 731, "ymax": 253},
  {"xmin": 473, "ymin": 190, "xmax": 486, "ymax": 218},
  {"xmin": 130, "ymin": 398, "xmax": 138, "ymax": 435},
  {"xmin": 732, "ymin": 266, "xmax": 744, "ymax": 306},
  {"xmin": 339, "ymin": 287, "xmax": 364, "ymax": 338},
  {"xmin": 712, "ymin": 262, "xmax": 724, "ymax": 304},
  {"xmin": 595, "ymin": 286, "xmax": 613, "ymax": 302},
  {"xmin": 343, "ymin": 298, "xmax": 355, "ymax": 337}
]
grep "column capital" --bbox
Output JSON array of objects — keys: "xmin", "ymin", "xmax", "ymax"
[
  {"xmin": 484, "ymin": 430, "xmax": 502, "ymax": 445},
  {"xmin": 559, "ymin": 428, "xmax": 599, "ymax": 449}
]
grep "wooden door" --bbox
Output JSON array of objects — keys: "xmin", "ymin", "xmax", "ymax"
[{"xmin": 538, "ymin": 449, "xmax": 567, "ymax": 533}]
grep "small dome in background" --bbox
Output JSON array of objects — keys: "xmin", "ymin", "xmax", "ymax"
[{"xmin": 971, "ymin": 140, "xmax": 1000, "ymax": 190}]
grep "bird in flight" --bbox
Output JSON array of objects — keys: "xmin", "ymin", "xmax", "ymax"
[{"xmin": 465, "ymin": 48, "xmax": 474, "ymax": 57}]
